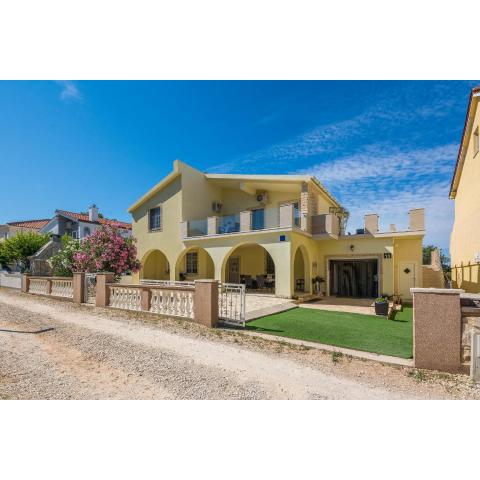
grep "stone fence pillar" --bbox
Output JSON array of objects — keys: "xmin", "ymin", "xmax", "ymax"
[
  {"xmin": 194, "ymin": 279, "xmax": 219, "ymax": 327},
  {"xmin": 21, "ymin": 274, "xmax": 30, "ymax": 293},
  {"xmin": 73, "ymin": 272, "xmax": 85, "ymax": 304},
  {"xmin": 95, "ymin": 272, "xmax": 115, "ymax": 308},
  {"xmin": 411, "ymin": 287, "xmax": 464, "ymax": 373}
]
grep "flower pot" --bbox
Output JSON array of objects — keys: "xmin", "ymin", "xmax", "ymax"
[{"xmin": 375, "ymin": 301, "xmax": 388, "ymax": 316}]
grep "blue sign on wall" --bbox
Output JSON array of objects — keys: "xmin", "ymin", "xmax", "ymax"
[{"xmin": 280, "ymin": 235, "xmax": 286, "ymax": 242}]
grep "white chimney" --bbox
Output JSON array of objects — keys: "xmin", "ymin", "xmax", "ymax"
[{"xmin": 89, "ymin": 204, "xmax": 99, "ymax": 222}]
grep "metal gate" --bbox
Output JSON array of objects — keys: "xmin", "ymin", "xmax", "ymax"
[
  {"xmin": 139, "ymin": 279, "xmax": 246, "ymax": 326},
  {"xmin": 471, "ymin": 330, "xmax": 480, "ymax": 382},
  {"xmin": 218, "ymin": 283, "xmax": 246, "ymax": 327},
  {"xmin": 84, "ymin": 273, "xmax": 97, "ymax": 304}
]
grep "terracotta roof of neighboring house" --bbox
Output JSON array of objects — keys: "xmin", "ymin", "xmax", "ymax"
[
  {"xmin": 450, "ymin": 85, "xmax": 480, "ymax": 199},
  {"xmin": 7, "ymin": 219, "xmax": 51, "ymax": 229},
  {"xmin": 55, "ymin": 210, "xmax": 132, "ymax": 230}
]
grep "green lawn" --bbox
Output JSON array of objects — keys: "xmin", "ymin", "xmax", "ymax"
[{"xmin": 246, "ymin": 306, "xmax": 413, "ymax": 359}]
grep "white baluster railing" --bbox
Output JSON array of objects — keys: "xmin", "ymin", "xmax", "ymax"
[
  {"xmin": 109, "ymin": 286, "xmax": 142, "ymax": 311},
  {"xmin": 150, "ymin": 287, "xmax": 194, "ymax": 319},
  {"xmin": 28, "ymin": 278, "xmax": 49, "ymax": 295},
  {"xmin": 51, "ymin": 278, "xmax": 74, "ymax": 298}
]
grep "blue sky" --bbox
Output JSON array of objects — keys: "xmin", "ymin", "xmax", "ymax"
[{"xmin": 0, "ymin": 80, "xmax": 477, "ymax": 251}]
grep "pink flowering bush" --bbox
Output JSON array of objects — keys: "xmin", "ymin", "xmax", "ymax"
[{"xmin": 73, "ymin": 224, "xmax": 141, "ymax": 276}]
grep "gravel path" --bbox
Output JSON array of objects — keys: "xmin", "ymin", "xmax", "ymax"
[{"xmin": 1, "ymin": 289, "xmax": 479, "ymax": 400}]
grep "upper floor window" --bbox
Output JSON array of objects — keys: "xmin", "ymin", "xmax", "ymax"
[
  {"xmin": 185, "ymin": 251, "xmax": 198, "ymax": 274},
  {"xmin": 251, "ymin": 208, "xmax": 265, "ymax": 230},
  {"xmin": 474, "ymin": 127, "xmax": 479, "ymax": 157},
  {"xmin": 149, "ymin": 207, "xmax": 162, "ymax": 231}
]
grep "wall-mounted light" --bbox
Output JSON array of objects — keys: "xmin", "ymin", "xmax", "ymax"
[{"xmin": 350, "ymin": 244, "xmax": 355, "ymax": 252}]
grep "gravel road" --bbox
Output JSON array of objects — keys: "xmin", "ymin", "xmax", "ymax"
[{"xmin": 1, "ymin": 288, "xmax": 479, "ymax": 400}]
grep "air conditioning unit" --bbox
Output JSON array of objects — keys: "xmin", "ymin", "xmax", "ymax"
[
  {"xmin": 212, "ymin": 202, "xmax": 223, "ymax": 213},
  {"xmin": 256, "ymin": 191, "xmax": 268, "ymax": 204}
]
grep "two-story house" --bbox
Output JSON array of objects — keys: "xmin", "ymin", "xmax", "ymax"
[
  {"xmin": 129, "ymin": 160, "xmax": 424, "ymax": 299},
  {"xmin": 450, "ymin": 86, "xmax": 480, "ymax": 292}
]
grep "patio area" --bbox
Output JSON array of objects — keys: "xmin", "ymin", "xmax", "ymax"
[
  {"xmin": 244, "ymin": 293, "xmax": 296, "ymax": 321},
  {"xmin": 300, "ymin": 296, "xmax": 377, "ymax": 315}
]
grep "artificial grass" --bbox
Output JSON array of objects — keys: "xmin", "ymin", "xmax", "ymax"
[{"xmin": 246, "ymin": 306, "xmax": 413, "ymax": 359}]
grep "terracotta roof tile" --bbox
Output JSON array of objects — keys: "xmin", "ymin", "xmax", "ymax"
[
  {"xmin": 7, "ymin": 219, "xmax": 51, "ymax": 229},
  {"xmin": 56, "ymin": 210, "xmax": 132, "ymax": 230}
]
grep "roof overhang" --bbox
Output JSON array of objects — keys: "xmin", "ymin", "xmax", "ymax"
[
  {"xmin": 450, "ymin": 87, "xmax": 480, "ymax": 199},
  {"xmin": 205, "ymin": 173, "xmax": 341, "ymax": 208},
  {"xmin": 128, "ymin": 162, "xmax": 182, "ymax": 213}
]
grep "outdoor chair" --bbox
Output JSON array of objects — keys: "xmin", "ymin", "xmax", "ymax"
[{"xmin": 256, "ymin": 275, "xmax": 265, "ymax": 289}]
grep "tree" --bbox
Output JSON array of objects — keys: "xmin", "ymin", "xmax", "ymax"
[
  {"xmin": 0, "ymin": 232, "xmax": 50, "ymax": 271},
  {"xmin": 423, "ymin": 244, "xmax": 450, "ymax": 274},
  {"xmin": 73, "ymin": 224, "xmax": 141, "ymax": 276},
  {"xmin": 49, "ymin": 235, "xmax": 81, "ymax": 277},
  {"xmin": 0, "ymin": 242, "xmax": 8, "ymax": 267}
]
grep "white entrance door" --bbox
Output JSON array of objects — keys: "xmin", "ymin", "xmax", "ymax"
[
  {"xmin": 397, "ymin": 262, "xmax": 416, "ymax": 300},
  {"xmin": 228, "ymin": 257, "xmax": 240, "ymax": 284}
]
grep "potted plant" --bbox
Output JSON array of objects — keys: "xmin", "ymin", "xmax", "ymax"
[{"xmin": 374, "ymin": 296, "xmax": 389, "ymax": 316}]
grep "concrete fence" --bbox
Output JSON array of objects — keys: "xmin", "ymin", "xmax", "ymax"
[
  {"xmin": 411, "ymin": 287, "xmax": 480, "ymax": 377},
  {"xmin": 22, "ymin": 272, "xmax": 219, "ymax": 327},
  {"xmin": 0, "ymin": 272, "xmax": 22, "ymax": 289}
]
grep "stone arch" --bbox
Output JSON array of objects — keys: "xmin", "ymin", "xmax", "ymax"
[
  {"xmin": 222, "ymin": 242, "xmax": 276, "ymax": 292},
  {"xmin": 293, "ymin": 244, "xmax": 311, "ymax": 294},
  {"xmin": 140, "ymin": 249, "xmax": 170, "ymax": 280},
  {"xmin": 175, "ymin": 246, "xmax": 215, "ymax": 281}
]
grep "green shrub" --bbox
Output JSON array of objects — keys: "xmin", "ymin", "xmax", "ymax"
[{"xmin": 49, "ymin": 235, "xmax": 81, "ymax": 277}]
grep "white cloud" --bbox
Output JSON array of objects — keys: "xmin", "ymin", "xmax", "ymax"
[
  {"xmin": 57, "ymin": 80, "xmax": 82, "ymax": 101},
  {"xmin": 297, "ymin": 143, "xmax": 457, "ymax": 184}
]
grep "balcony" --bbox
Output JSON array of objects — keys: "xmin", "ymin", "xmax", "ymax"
[
  {"xmin": 181, "ymin": 204, "xmax": 304, "ymax": 239},
  {"xmin": 311, "ymin": 213, "xmax": 342, "ymax": 236}
]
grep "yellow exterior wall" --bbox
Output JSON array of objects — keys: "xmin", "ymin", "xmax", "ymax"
[
  {"xmin": 131, "ymin": 174, "xmax": 184, "ymax": 283},
  {"xmin": 180, "ymin": 162, "xmax": 223, "ymax": 221},
  {"xmin": 175, "ymin": 247, "xmax": 215, "ymax": 281},
  {"xmin": 141, "ymin": 250, "xmax": 170, "ymax": 280},
  {"xmin": 451, "ymin": 103, "xmax": 480, "ymax": 292}
]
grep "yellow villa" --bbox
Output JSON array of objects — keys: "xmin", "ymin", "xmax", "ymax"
[
  {"xmin": 450, "ymin": 86, "xmax": 480, "ymax": 292},
  {"xmin": 129, "ymin": 160, "xmax": 425, "ymax": 300}
]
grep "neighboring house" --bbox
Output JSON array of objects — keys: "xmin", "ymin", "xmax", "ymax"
[
  {"xmin": 38, "ymin": 205, "xmax": 132, "ymax": 240},
  {"xmin": 450, "ymin": 86, "xmax": 480, "ymax": 292},
  {"xmin": 129, "ymin": 160, "xmax": 425, "ymax": 300},
  {"xmin": 27, "ymin": 204, "xmax": 132, "ymax": 275},
  {"xmin": 0, "ymin": 218, "xmax": 50, "ymax": 241}
]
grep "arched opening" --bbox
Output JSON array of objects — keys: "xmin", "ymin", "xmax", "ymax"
[
  {"xmin": 140, "ymin": 250, "xmax": 170, "ymax": 280},
  {"xmin": 293, "ymin": 246, "xmax": 311, "ymax": 294},
  {"xmin": 175, "ymin": 247, "xmax": 215, "ymax": 281},
  {"xmin": 223, "ymin": 243, "xmax": 275, "ymax": 292}
]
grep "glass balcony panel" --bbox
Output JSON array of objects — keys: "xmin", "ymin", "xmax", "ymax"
[
  {"xmin": 218, "ymin": 214, "xmax": 240, "ymax": 234},
  {"xmin": 187, "ymin": 219, "xmax": 208, "ymax": 236}
]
